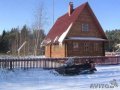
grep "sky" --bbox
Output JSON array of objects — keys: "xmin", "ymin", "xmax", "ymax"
[{"xmin": 0, "ymin": 0, "xmax": 120, "ymax": 35}]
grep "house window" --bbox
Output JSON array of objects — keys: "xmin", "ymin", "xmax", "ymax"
[
  {"xmin": 82, "ymin": 23, "xmax": 89, "ymax": 31},
  {"xmin": 73, "ymin": 42, "xmax": 79, "ymax": 51}
]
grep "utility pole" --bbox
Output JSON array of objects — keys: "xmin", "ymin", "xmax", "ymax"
[{"xmin": 53, "ymin": 0, "xmax": 54, "ymax": 24}]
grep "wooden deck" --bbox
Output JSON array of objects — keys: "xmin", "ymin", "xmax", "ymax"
[{"xmin": 0, "ymin": 56, "xmax": 120, "ymax": 70}]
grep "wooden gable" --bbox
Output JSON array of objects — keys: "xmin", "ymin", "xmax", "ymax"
[{"xmin": 67, "ymin": 3, "xmax": 106, "ymax": 39}]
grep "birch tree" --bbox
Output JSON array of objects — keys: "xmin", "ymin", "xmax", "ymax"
[{"xmin": 33, "ymin": 3, "xmax": 46, "ymax": 56}]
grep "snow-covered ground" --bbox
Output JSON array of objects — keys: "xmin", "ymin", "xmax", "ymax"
[
  {"xmin": 0, "ymin": 55, "xmax": 45, "ymax": 59},
  {"xmin": 0, "ymin": 65, "xmax": 120, "ymax": 90}
]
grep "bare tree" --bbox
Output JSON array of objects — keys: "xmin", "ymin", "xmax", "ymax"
[{"xmin": 32, "ymin": 3, "xmax": 46, "ymax": 56}]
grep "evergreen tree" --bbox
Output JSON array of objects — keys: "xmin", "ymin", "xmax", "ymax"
[
  {"xmin": 105, "ymin": 29, "xmax": 120, "ymax": 52},
  {"xmin": 0, "ymin": 30, "xmax": 9, "ymax": 53}
]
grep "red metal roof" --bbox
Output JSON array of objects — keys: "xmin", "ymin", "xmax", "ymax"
[{"xmin": 43, "ymin": 2, "xmax": 107, "ymax": 45}]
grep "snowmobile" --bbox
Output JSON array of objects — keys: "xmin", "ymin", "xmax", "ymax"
[{"xmin": 55, "ymin": 58, "xmax": 97, "ymax": 75}]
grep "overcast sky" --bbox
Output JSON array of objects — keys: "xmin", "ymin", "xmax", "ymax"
[{"xmin": 0, "ymin": 0, "xmax": 120, "ymax": 34}]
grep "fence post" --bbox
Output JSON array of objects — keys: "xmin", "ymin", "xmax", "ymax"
[
  {"xmin": 10, "ymin": 60, "xmax": 12, "ymax": 70},
  {"xmin": 117, "ymin": 56, "xmax": 119, "ymax": 64}
]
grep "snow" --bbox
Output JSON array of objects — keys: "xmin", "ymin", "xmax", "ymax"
[
  {"xmin": 53, "ymin": 36, "xmax": 59, "ymax": 43},
  {"xmin": 0, "ymin": 55, "xmax": 45, "ymax": 59},
  {"xmin": 66, "ymin": 37, "xmax": 106, "ymax": 41},
  {"xmin": 58, "ymin": 23, "xmax": 73, "ymax": 43},
  {"xmin": 41, "ymin": 22, "xmax": 73, "ymax": 45},
  {"xmin": 0, "ymin": 65, "xmax": 120, "ymax": 90},
  {"xmin": 41, "ymin": 39, "xmax": 51, "ymax": 46}
]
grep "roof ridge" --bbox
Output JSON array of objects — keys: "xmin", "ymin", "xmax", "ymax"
[{"xmin": 57, "ymin": 2, "xmax": 88, "ymax": 20}]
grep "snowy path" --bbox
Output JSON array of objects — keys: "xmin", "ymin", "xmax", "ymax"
[{"xmin": 0, "ymin": 65, "xmax": 120, "ymax": 90}]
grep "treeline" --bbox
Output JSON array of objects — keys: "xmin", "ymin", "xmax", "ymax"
[
  {"xmin": 1, "ymin": 28, "xmax": 120, "ymax": 55},
  {"xmin": 0, "ymin": 25, "xmax": 45, "ymax": 56},
  {"xmin": 105, "ymin": 29, "xmax": 120, "ymax": 52}
]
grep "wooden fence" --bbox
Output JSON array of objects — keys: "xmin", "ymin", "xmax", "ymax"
[{"xmin": 0, "ymin": 56, "xmax": 120, "ymax": 70}]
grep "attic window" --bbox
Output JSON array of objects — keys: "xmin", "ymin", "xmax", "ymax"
[{"xmin": 82, "ymin": 23, "xmax": 89, "ymax": 31}]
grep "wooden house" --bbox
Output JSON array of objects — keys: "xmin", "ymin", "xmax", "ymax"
[{"xmin": 42, "ymin": 2, "xmax": 107, "ymax": 58}]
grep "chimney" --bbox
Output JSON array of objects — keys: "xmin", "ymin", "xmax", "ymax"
[{"xmin": 68, "ymin": 2, "xmax": 73, "ymax": 16}]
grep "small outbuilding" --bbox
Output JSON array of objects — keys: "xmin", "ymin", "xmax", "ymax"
[{"xmin": 42, "ymin": 2, "xmax": 107, "ymax": 58}]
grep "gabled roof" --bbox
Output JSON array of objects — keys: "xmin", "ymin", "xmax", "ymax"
[{"xmin": 42, "ymin": 2, "xmax": 107, "ymax": 45}]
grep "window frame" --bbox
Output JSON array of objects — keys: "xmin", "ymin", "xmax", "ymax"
[
  {"xmin": 82, "ymin": 23, "xmax": 89, "ymax": 32},
  {"xmin": 72, "ymin": 42, "xmax": 79, "ymax": 51}
]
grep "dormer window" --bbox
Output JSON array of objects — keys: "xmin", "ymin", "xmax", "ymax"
[{"xmin": 82, "ymin": 23, "xmax": 89, "ymax": 31}]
